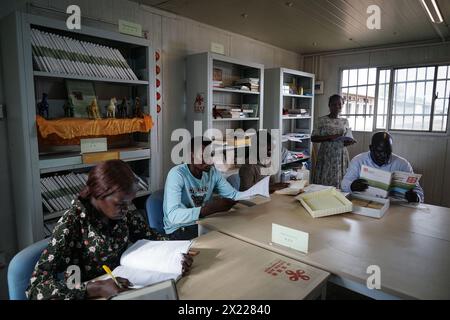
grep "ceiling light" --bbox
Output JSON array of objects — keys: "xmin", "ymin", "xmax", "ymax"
[
  {"xmin": 241, "ymin": 13, "xmax": 248, "ymax": 19},
  {"xmin": 286, "ymin": 2, "xmax": 294, "ymax": 7},
  {"xmin": 421, "ymin": 0, "xmax": 444, "ymax": 23}
]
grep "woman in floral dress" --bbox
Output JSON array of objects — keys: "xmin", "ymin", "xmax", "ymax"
[
  {"xmin": 311, "ymin": 95, "xmax": 356, "ymax": 188},
  {"xmin": 26, "ymin": 160, "xmax": 194, "ymax": 300}
]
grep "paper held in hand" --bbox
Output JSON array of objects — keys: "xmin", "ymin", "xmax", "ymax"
[
  {"xmin": 236, "ymin": 176, "xmax": 270, "ymax": 200},
  {"xmin": 359, "ymin": 165, "xmax": 422, "ymax": 199},
  {"xmin": 334, "ymin": 128, "xmax": 356, "ymax": 143},
  {"xmin": 100, "ymin": 240, "xmax": 192, "ymax": 288}
]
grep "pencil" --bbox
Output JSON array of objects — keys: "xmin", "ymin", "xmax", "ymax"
[{"xmin": 102, "ymin": 265, "xmax": 122, "ymax": 289}]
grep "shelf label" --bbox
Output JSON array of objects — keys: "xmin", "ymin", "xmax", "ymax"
[
  {"xmin": 118, "ymin": 19, "xmax": 142, "ymax": 37},
  {"xmin": 80, "ymin": 138, "xmax": 107, "ymax": 154},
  {"xmin": 272, "ymin": 223, "xmax": 309, "ymax": 254},
  {"xmin": 211, "ymin": 42, "xmax": 225, "ymax": 55}
]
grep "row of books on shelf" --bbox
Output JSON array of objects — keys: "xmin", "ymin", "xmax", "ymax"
[
  {"xmin": 40, "ymin": 172, "xmax": 149, "ymax": 213},
  {"xmin": 213, "ymin": 77, "xmax": 260, "ymax": 92},
  {"xmin": 213, "ymin": 104, "xmax": 259, "ymax": 119},
  {"xmin": 31, "ymin": 28, "xmax": 138, "ymax": 81},
  {"xmin": 282, "ymin": 108, "xmax": 310, "ymax": 117}
]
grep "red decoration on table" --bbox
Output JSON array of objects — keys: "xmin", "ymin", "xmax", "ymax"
[{"xmin": 285, "ymin": 269, "xmax": 310, "ymax": 281}]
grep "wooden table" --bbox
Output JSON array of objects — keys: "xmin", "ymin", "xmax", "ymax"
[
  {"xmin": 177, "ymin": 231, "xmax": 330, "ymax": 300},
  {"xmin": 199, "ymin": 195, "xmax": 450, "ymax": 300}
]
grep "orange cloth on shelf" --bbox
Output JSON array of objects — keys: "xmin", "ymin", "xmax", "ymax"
[{"xmin": 36, "ymin": 115, "xmax": 153, "ymax": 140}]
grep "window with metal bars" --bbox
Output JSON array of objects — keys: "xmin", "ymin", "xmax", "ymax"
[
  {"xmin": 340, "ymin": 68, "xmax": 377, "ymax": 132},
  {"xmin": 340, "ymin": 65, "xmax": 450, "ymax": 133}
]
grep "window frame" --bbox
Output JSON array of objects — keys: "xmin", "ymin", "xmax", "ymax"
[
  {"xmin": 338, "ymin": 66, "xmax": 378, "ymax": 132},
  {"xmin": 339, "ymin": 63, "xmax": 450, "ymax": 136}
]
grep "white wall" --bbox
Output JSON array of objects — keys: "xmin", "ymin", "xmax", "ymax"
[
  {"xmin": 0, "ymin": 0, "xmax": 302, "ymax": 299},
  {"xmin": 303, "ymin": 42, "xmax": 450, "ymax": 207}
]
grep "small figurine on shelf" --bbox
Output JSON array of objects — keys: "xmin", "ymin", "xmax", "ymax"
[
  {"xmin": 37, "ymin": 93, "xmax": 49, "ymax": 119},
  {"xmin": 62, "ymin": 99, "xmax": 74, "ymax": 117},
  {"xmin": 117, "ymin": 97, "xmax": 129, "ymax": 118},
  {"xmin": 106, "ymin": 97, "xmax": 117, "ymax": 118},
  {"xmin": 87, "ymin": 98, "xmax": 101, "ymax": 119},
  {"xmin": 133, "ymin": 96, "xmax": 144, "ymax": 118}
]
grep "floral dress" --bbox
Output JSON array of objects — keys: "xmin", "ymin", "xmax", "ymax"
[
  {"xmin": 26, "ymin": 198, "xmax": 166, "ymax": 300},
  {"xmin": 312, "ymin": 115, "xmax": 350, "ymax": 188}
]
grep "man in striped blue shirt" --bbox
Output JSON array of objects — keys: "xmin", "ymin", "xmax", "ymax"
[{"xmin": 341, "ymin": 132, "xmax": 424, "ymax": 203}]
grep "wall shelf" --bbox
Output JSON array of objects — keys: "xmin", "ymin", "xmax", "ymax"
[
  {"xmin": 264, "ymin": 67, "xmax": 315, "ymax": 180},
  {"xmin": 34, "ymin": 71, "xmax": 149, "ymax": 85},
  {"xmin": 1, "ymin": 13, "xmax": 160, "ymax": 245},
  {"xmin": 213, "ymin": 88, "xmax": 260, "ymax": 95}
]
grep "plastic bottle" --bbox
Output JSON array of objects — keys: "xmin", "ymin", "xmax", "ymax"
[{"xmin": 297, "ymin": 163, "xmax": 310, "ymax": 184}]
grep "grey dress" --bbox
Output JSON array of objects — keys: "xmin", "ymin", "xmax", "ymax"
[{"xmin": 312, "ymin": 115, "xmax": 350, "ymax": 188}]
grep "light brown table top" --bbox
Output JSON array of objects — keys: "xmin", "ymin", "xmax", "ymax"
[
  {"xmin": 177, "ymin": 231, "xmax": 329, "ymax": 300},
  {"xmin": 199, "ymin": 195, "xmax": 450, "ymax": 300}
]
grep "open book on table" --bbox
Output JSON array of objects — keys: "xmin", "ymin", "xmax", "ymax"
[
  {"xmin": 100, "ymin": 239, "xmax": 192, "ymax": 289},
  {"xmin": 359, "ymin": 165, "xmax": 422, "ymax": 199}
]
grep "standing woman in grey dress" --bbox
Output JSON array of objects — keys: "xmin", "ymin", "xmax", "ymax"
[{"xmin": 311, "ymin": 94, "xmax": 356, "ymax": 188}]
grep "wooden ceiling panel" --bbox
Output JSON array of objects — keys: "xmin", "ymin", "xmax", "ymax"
[{"xmin": 132, "ymin": 0, "xmax": 449, "ymax": 53}]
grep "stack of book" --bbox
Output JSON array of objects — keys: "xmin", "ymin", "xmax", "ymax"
[
  {"xmin": 213, "ymin": 105, "xmax": 255, "ymax": 119},
  {"xmin": 234, "ymin": 78, "xmax": 259, "ymax": 92},
  {"xmin": 30, "ymin": 28, "xmax": 138, "ymax": 81},
  {"xmin": 41, "ymin": 172, "xmax": 148, "ymax": 213},
  {"xmin": 213, "ymin": 80, "xmax": 223, "ymax": 88}
]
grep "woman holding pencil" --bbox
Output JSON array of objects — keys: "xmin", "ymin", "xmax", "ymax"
[{"xmin": 27, "ymin": 160, "xmax": 195, "ymax": 300}]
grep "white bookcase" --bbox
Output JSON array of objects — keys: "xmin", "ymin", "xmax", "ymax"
[
  {"xmin": 186, "ymin": 52, "xmax": 264, "ymax": 176},
  {"xmin": 0, "ymin": 12, "xmax": 161, "ymax": 246},
  {"xmin": 264, "ymin": 68, "xmax": 315, "ymax": 180}
]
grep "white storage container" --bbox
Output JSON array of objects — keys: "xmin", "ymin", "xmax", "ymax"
[{"xmin": 348, "ymin": 193, "xmax": 390, "ymax": 219}]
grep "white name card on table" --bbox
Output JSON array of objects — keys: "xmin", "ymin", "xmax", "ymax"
[
  {"xmin": 271, "ymin": 223, "xmax": 309, "ymax": 254},
  {"xmin": 80, "ymin": 138, "xmax": 107, "ymax": 154}
]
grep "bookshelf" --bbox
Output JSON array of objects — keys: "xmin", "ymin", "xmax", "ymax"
[
  {"xmin": 264, "ymin": 68, "xmax": 315, "ymax": 180},
  {"xmin": 0, "ymin": 12, "xmax": 161, "ymax": 245},
  {"xmin": 186, "ymin": 53, "xmax": 264, "ymax": 175}
]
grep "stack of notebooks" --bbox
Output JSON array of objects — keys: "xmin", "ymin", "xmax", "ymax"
[
  {"xmin": 41, "ymin": 172, "xmax": 149, "ymax": 213},
  {"xmin": 234, "ymin": 78, "xmax": 259, "ymax": 92},
  {"xmin": 30, "ymin": 28, "xmax": 138, "ymax": 81}
]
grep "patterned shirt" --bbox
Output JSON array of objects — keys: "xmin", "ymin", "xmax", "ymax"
[{"xmin": 26, "ymin": 198, "xmax": 165, "ymax": 300}]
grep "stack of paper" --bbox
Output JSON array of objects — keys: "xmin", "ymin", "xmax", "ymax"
[
  {"xmin": 108, "ymin": 240, "xmax": 192, "ymax": 288},
  {"xmin": 275, "ymin": 180, "xmax": 307, "ymax": 196},
  {"xmin": 236, "ymin": 176, "xmax": 270, "ymax": 200}
]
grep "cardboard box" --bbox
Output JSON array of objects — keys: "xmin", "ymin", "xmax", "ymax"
[
  {"xmin": 82, "ymin": 151, "xmax": 119, "ymax": 164},
  {"xmin": 348, "ymin": 193, "xmax": 390, "ymax": 219}
]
